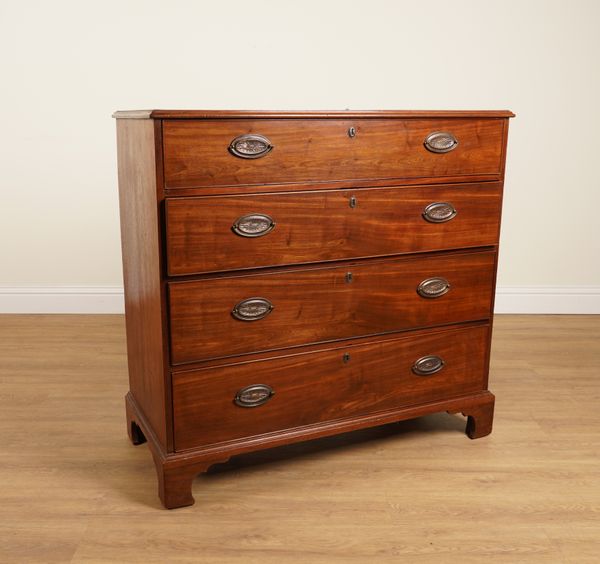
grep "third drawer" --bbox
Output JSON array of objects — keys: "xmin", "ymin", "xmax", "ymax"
[
  {"xmin": 169, "ymin": 250, "xmax": 496, "ymax": 364},
  {"xmin": 165, "ymin": 182, "xmax": 502, "ymax": 275}
]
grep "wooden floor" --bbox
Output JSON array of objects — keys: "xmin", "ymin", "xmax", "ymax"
[{"xmin": 1, "ymin": 315, "xmax": 599, "ymax": 563}]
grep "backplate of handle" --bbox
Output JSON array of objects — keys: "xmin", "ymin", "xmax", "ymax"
[
  {"xmin": 412, "ymin": 355, "xmax": 445, "ymax": 375},
  {"xmin": 231, "ymin": 297, "xmax": 274, "ymax": 321},
  {"xmin": 424, "ymin": 131, "xmax": 458, "ymax": 153},
  {"xmin": 232, "ymin": 213, "xmax": 276, "ymax": 237},
  {"xmin": 417, "ymin": 277, "xmax": 451, "ymax": 298},
  {"xmin": 229, "ymin": 134, "xmax": 273, "ymax": 159},
  {"xmin": 234, "ymin": 384, "xmax": 275, "ymax": 407},
  {"xmin": 422, "ymin": 202, "xmax": 457, "ymax": 223}
]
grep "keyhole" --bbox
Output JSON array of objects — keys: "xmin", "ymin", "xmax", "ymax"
[
  {"xmin": 349, "ymin": 196, "xmax": 357, "ymax": 208},
  {"xmin": 348, "ymin": 126, "xmax": 356, "ymax": 138},
  {"xmin": 345, "ymin": 272, "xmax": 353, "ymax": 283},
  {"xmin": 343, "ymin": 353, "xmax": 351, "ymax": 363}
]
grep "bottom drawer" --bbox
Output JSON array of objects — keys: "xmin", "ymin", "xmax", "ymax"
[{"xmin": 173, "ymin": 324, "xmax": 490, "ymax": 451}]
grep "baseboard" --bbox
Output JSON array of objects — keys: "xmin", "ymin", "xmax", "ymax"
[
  {"xmin": 0, "ymin": 286, "xmax": 598, "ymax": 314},
  {"xmin": 493, "ymin": 286, "xmax": 600, "ymax": 314},
  {"xmin": 0, "ymin": 286, "xmax": 124, "ymax": 314}
]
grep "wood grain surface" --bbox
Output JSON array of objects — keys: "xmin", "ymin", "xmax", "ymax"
[
  {"xmin": 168, "ymin": 250, "xmax": 496, "ymax": 364},
  {"xmin": 114, "ymin": 111, "xmax": 514, "ymax": 509},
  {"xmin": 166, "ymin": 182, "xmax": 502, "ymax": 275},
  {"xmin": 0, "ymin": 314, "xmax": 598, "ymax": 562},
  {"xmin": 162, "ymin": 118, "xmax": 504, "ymax": 189},
  {"xmin": 115, "ymin": 119, "xmax": 169, "ymax": 448},
  {"xmin": 173, "ymin": 324, "xmax": 489, "ymax": 450},
  {"xmin": 114, "ymin": 109, "xmax": 516, "ymax": 119}
]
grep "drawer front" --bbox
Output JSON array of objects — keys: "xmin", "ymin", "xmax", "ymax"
[
  {"xmin": 163, "ymin": 118, "xmax": 504, "ymax": 189},
  {"xmin": 173, "ymin": 324, "xmax": 489, "ymax": 450},
  {"xmin": 169, "ymin": 251, "xmax": 495, "ymax": 364},
  {"xmin": 166, "ymin": 183, "xmax": 502, "ymax": 275}
]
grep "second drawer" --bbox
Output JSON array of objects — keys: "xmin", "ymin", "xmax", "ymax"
[
  {"xmin": 169, "ymin": 250, "xmax": 495, "ymax": 364},
  {"xmin": 165, "ymin": 182, "xmax": 502, "ymax": 275}
]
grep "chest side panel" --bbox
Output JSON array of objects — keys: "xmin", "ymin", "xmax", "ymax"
[{"xmin": 117, "ymin": 119, "xmax": 168, "ymax": 449}]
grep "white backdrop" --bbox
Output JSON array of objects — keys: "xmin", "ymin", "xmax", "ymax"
[{"xmin": 1, "ymin": 0, "xmax": 599, "ymax": 312}]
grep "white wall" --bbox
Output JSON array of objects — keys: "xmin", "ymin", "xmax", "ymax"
[{"xmin": 1, "ymin": 0, "xmax": 599, "ymax": 313}]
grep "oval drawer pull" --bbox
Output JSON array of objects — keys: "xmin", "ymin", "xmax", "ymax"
[
  {"xmin": 232, "ymin": 297, "xmax": 274, "ymax": 321},
  {"xmin": 234, "ymin": 384, "xmax": 275, "ymax": 407},
  {"xmin": 417, "ymin": 277, "xmax": 450, "ymax": 298},
  {"xmin": 423, "ymin": 202, "xmax": 457, "ymax": 223},
  {"xmin": 412, "ymin": 355, "xmax": 445, "ymax": 376},
  {"xmin": 229, "ymin": 134, "xmax": 273, "ymax": 159},
  {"xmin": 232, "ymin": 213, "xmax": 275, "ymax": 238},
  {"xmin": 424, "ymin": 131, "xmax": 458, "ymax": 153}
]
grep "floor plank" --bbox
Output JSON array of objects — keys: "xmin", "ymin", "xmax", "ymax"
[{"xmin": 0, "ymin": 315, "xmax": 599, "ymax": 563}]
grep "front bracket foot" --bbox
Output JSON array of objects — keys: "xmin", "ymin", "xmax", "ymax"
[
  {"xmin": 152, "ymin": 454, "xmax": 231, "ymax": 509},
  {"xmin": 462, "ymin": 393, "xmax": 495, "ymax": 439}
]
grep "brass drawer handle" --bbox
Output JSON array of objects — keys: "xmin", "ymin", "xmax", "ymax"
[
  {"xmin": 423, "ymin": 202, "xmax": 457, "ymax": 223},
  {"xmin": 234, "ymin": 384, "xmax": 275, "ymax": 407},
  {"xmin": 417, "ymin": 277, "xmax": 450, "ymax": 298},
  {"xmin": 229, "ymin": 134, "xmax": 273, "ymax": 159},
  {"xmin": 232, "ymin": 297, "xmax": 274, "ymax": 321},
  {"xmin": 412, "ymin": 355, "xmax": 445, "ymax": 376},
  {"xmin": 424, "ymin": 131, "xmax": 458, "ymax": 153},
  {"xmin": 232, "ymin": 213, "xmax": 275, "ymax": 238}
]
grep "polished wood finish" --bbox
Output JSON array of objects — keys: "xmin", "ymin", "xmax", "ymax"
[
  {"xmin": 173, "ymin": 324, "xmax": 489, "ymax": 450},
  {"xmin": 167, "ymin": 319, "xmax": 489, "ymax": 373},
  {"xmin": 166, "ymin": 182, "xmax": 502, "ymax": 275},
  {"xmin": 114, "ymin": 109, "xmax": 516, "ymax": 119},
  {"xmin": 2, "ymin": 315, "xmax": 599, "ymax": 561},
  {"xmin": 114, "ymin": 109, "xmax": 512, "ymax": 509},
  {"xmin": 162, "ymin": 118, "xmax": 505, "ymax": 189},
  {"xmin": 164, "ymin": 173, "xmax": 505, "ymax": 198},
  {"xmin": 115, "ymin": 119, "xmax": 169, "ymax": 449},
  {"xmin": 125, "ymin": 393, "xmax": 230, "ymax": 509},
  {"xmin": 463, "ymin": 393, "xmax": 496, "ymax": 439},
  {"xmin": 169, "ymin": 250, "xmax": 495, "ymax": 364}
]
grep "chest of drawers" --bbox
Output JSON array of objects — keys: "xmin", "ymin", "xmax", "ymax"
[{"xmin": 114, "ymin": 109, "xmax": 513, "ymax": 509}]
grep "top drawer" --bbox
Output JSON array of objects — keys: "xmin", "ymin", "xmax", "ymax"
[{"xmin": 162, "ymin": 118, "xmax": 505, "ymax": 189}]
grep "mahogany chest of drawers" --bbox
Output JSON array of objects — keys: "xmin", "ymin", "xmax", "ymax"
[{"xmin": 114, "ymin": 109, "xmax": 513, "ymax": 509}]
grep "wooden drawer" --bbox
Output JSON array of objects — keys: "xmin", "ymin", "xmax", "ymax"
[
  {"xmin": 169, "ymin": 250, "xmax": 495, "ymax": 364},
  {"xmin": 166, "ymin": 182, "xmax": 502, "ymax": 275},
  {"xmin": 173, "ymin": 324, "xmax": 489, "ymax": 450},
  {"xmin": 162, "ymin": 118, "xmax": 505, "ymax": 189}
]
